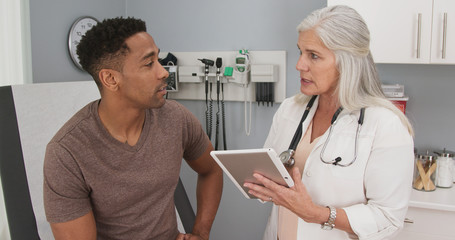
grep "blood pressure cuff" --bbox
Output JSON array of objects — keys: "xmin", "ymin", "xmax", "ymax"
[
  {"xmin": 0, "ymin": 82, "xmax": 195, "ymax": 239},
  {"xmin": 159, "ymin": 52, "xmax": 178, "ymax": 66}
]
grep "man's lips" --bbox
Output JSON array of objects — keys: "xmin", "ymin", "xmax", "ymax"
[{"xmin": 157, "ymin": 85, "xmax": 167, "ymax": 92}]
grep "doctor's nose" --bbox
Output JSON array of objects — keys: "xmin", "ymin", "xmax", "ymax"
[{"xmin": 296, "ymin": 56, "xmax": 309, "ymax": 72}]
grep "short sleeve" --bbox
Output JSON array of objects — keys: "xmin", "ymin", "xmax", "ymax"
[
  {"xmin": 175, "ymin": 103, "xmax": 210, "ymax": 161},
  {"xmin": 43, "ymin": 142, "xmax": 92, "ymax": 223}
]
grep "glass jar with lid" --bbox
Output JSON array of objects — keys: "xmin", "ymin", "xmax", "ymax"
[
  {"xmin": 434, "ymin": 149, "xmax": 454, "ymax": 187},
  {"xmin": 413, "ymin": 151, "xmax": 437, "ymax": 191}
]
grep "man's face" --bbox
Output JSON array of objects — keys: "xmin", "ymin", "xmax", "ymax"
[{"xmin": 117, "ymin": 32, "xmax": 169, "ymax": 109}]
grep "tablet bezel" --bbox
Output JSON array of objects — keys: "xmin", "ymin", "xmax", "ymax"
[{"xmin": 210, "ymin": 148, "xmax": 294, "ymax": 200}]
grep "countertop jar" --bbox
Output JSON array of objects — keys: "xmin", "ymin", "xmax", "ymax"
[
  {"xmin": 434, "ymin": 151, "xmax": 454, "ymax": 188},
  {"xmin": 413, "ymin": 152, "xmax": 438, "ymax": 191}
]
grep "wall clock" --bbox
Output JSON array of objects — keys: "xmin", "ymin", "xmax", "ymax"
[{"xmin": 68, "ymin": 16, "xmax": 98, "ymax": 70}]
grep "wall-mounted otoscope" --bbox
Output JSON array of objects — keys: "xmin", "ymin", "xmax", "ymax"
[{"xmin": 198, "ymin": 58, "xmax": 214, "ymax": 139}]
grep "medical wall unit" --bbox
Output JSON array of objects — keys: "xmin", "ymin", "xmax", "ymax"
[
  {"xmin": 159, "ymin": 50, "xmax": 286, "ymax": 104},
  {"xmin": 159, "ymin": 50, "xmax": 286, "ymax": 143}
]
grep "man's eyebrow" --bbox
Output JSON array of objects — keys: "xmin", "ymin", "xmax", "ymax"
[{"xmin": 141, "ymin": 49, "xmax": 160, "ymax": 61}]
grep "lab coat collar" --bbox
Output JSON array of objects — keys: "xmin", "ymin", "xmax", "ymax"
[{"xmin": 300, "ymin": 96, "xmax": 361, "ymax": 153}]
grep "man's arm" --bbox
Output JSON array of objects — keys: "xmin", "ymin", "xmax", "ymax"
[
  {"xmin": 50, "ymin": 211, "xmax": 97, "ymax": 240},
  {"xmin": 185, "ymin": 144, "xmax": 223, "ymax": 240}
]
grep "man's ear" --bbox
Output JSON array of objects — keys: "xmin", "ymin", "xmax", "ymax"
[{"xmin": 98, "ymin": 69, "xmax": 120, "ymax": 91}]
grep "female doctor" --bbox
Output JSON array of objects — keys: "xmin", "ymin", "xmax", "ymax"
[{"xmin": 244, "ymin": 5, "xmax": 414, "ymax": 240}]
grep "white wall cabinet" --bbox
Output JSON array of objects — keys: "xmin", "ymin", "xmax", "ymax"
[
  {"xmin": 431, "ymin": 0, "xmax": 455, "ymax": 64},
  {"xmin": 327, "ymin": 0, "xmax": 455, "ymax": 64}
]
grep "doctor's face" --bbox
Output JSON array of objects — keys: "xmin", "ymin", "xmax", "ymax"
[{"xmin": 296, "ymin": 30, "xmax": 339, "ymax": 98}]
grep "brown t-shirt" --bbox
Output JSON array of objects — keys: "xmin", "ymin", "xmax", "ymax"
[{"xmin": 43, "ymin": 100, "xmax": 209, "ymax": 240}]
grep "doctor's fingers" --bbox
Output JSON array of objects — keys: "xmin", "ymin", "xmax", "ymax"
[
  {"xmin": 247, "ymin": 188, "xmax": 275, "ymax": 203},
  {"xmin": 282, "ymin": 168, "xmax": 318, "ymax": 212},
  {"xmin": 289, "ymin": 167, "xmax": 308, "ymax": 193},
  {"xmin": 252, "ymin": 172, "xmax": 284, "ymax": 191},
  {"xmin": 243, "ymin": 181, "xmax": 276, "ymax": 202},
  {"xmin": 252, "ymin": 173, "xmax": 292, "ymax": 203}
]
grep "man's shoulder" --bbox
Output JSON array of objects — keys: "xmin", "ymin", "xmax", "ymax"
[
  {"xmin": 162, "ymin": 99, "xmax": 184, "ymax": 110},
  {"xmin": 151, "ymin": 99, "xmax": 191, "ymax": 118},
  {"xmin": 50, "ymin": 101, "xmax": 98, "ymax": 143}
]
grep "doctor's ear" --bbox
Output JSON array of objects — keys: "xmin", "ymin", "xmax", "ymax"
[{"xmin": 98, "ymin": 69, "xmax": 120, "ymax": 91}]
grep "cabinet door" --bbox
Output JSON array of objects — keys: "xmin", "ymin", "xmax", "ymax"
[
  {"xmin": 395, "ymin": 207, "xmax": 455, "ymax": 239},
  {"xmin": 327, "ymin": 0, "xmax": 433, "ymax": 64},
  {"xmin": 396, "ymin": 231, "xmax": 455, "ymax": 240},
  {"xmin": 431, "ymin": 0, "xmax": 455, "ymax": 63}
]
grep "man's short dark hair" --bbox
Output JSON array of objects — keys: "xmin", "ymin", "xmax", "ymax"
[{"xmin": 77, "ymin": 17, "xmax": 147, "ymax": 88}]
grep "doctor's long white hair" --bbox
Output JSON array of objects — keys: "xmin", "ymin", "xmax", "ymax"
[{"xmin": 295, "ymin": 5, "xmax": 413, "ymax": 135}]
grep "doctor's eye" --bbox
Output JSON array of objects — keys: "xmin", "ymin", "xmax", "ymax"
[{"xmin": 310, "ymin": 53, "xmax": 319, "ymax": 60}]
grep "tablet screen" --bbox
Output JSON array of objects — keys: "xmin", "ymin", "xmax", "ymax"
[{"xmin": 210, "ymin": 148, "xmax": 294, "ymax": 200}]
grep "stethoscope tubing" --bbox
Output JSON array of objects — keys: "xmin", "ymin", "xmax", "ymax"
[{"xmin": 282, "ymin": 95, "xmax": 365, "ymax": 167}]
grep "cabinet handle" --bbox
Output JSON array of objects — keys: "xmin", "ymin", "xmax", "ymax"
[
  {"xmin": 442, "ymin": 12, "xmax": 448, "ymax": 59},
  {"xmin": 404, "ymin": 218, "xmax": 414, "ymax": 224},
  {"xmin": 417, "ymin": 13, "xmax": 422, "ymax": 59}
]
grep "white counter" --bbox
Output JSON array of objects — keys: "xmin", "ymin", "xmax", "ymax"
[{"xmin": 409, "ymin": 186, "xmax": 455, "ymax": 212}]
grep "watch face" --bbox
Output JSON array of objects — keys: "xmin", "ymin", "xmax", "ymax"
[{"xmin": 68, "ymin": 16, "xmax": 98, "ymax": 70}]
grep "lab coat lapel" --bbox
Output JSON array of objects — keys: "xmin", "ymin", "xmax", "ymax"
[
  {"xmin": 299, "ymin": 96, "xmax": 319, "ymax": 141},
  {"xmin": 309, "ymin": 109, "xmax": 357, "ymax": 156}
]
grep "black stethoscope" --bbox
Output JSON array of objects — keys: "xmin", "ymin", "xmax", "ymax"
[{"xmin": 279, "ymin": 95, "xmax": 365, "ymax": 167}]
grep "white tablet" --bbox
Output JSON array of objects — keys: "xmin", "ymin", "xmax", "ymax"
[{"xmin": 210, "ymin": 148, "xmax": 294, "ymax": 200}]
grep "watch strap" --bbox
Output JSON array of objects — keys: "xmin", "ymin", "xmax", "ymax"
[{"xmin": 321, "ymin": 206, "xmax": 336, "ymax": 230}]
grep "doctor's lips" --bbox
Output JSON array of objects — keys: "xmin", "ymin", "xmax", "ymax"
[{"xmin": 301, "ymin": 78, "xmax": 312, "ymax": 83}]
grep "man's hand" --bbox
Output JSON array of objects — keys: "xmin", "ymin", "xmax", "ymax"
[
  {"xmin": 183, "ymin": 233, "xmax": 207, "ymax": 240},
  {"xmin": 175, "ymin": 233, "xmax": 207, "ymax": 240},
  {"xmin": 175, "ymin": 233, "xmax": 185, "ymax": 240}
]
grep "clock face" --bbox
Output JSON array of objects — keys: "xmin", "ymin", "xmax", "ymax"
[{"xmin": 68, "ymin": 16, "xmax": 98, "ymax": 70}]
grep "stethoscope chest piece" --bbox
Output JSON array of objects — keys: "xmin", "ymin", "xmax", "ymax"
[{"xmin": 279, "ymin": 149, "xmax": 295, "ymax": 167}]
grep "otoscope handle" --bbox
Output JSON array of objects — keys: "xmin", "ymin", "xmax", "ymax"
[
  {"xmin": 216, "ymin": 78, "xmax": 220, "ymax": 94},
  {"xmin": 216, "ymin": 57, "xmax": 222, "ymax": 95}
]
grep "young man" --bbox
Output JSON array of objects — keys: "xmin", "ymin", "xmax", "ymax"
[{"xmin": 43, "ymin": 17, "xmax": 223, "ymax": 240}]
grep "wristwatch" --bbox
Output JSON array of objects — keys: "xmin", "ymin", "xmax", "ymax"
[{"xmin": 321, "ymin": 206, "xmax": 336, "ymax": 230}]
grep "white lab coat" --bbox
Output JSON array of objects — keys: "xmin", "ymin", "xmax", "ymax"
[{"xmin": 262, "ymin": 96, "xmax": 414, "ymax": 240}]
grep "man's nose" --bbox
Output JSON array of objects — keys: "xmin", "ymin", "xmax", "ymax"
[{"xmin": 158, "ymin": 63, "xmax": 169, "ymax": 80}]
